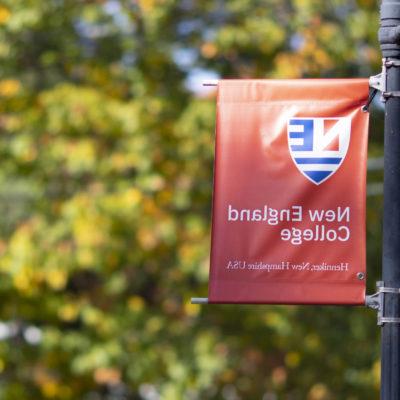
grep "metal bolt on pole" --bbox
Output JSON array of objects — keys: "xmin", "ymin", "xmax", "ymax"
[{"xmin": 379, "ymin": 1, "xmax": 400, "ymax": 398}]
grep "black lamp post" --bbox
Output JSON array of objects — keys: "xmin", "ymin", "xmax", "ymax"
[{"xmin": 379, "ymin": 1, "xmax": 400, "ymax": 398}]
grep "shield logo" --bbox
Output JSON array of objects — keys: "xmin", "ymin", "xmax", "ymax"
[{"xmin": 287, "ymin": 117, "xmax": 351, "ymax": 185}]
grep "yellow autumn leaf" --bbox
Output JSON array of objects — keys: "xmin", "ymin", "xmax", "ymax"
[
  {"xmin": 73, "ymin": 216, "xmax": 107, "ymax": 247},
  {"xmin": 138, "ymin": 0, "xmax": 155, "ymax": 13},
  {"xmin": 76, "ymin": 247, "xmax": 95, "ymax": 267},
  {"xmin": 137, "ymin": 227, "xmax": 158, "ymax": 250},
  {"xmin": 273, "ymin": 54, "xmax": 302, "ymax": 78},
  {"xmin": 94, "ymin": 367, "xmax": 121, "ymax": 385},
  {"xmin": 372, "ymin": 360, "xmax": 380, "ymax": 388},
  {"xmin": 0, "ymin": 6, "xmax": 11, "ymax": 24},
  {"xmin": 58, "ymin": 303, "xmax": 80, "ymax": 322},
  {"xmin": 308, "ymin": 383, "xmax": 331, "ymax": 400},
  {"xmin": 42, "ymin": 381, "xmax": 59, "ymax": 398},
  {"xmin": 0, "ymin": 79, "xmax": 21, "ymax": 97},
  {"xmin": 45, "ymin": 269, "xmax": 67, "ymax": 290},
  {"xmin": 128, "ymin": 296, "xmax": 145, "ymax": 312},
  {"xmin": 184, "ymin": 302, "xmax": 199, "ymax": 317},
  {"xmin": 13, "ymin": 268, "xmax": 36, "ymax": 294},
  {"xmin": 201, "ymin": 42, "xmax": 218, "ymax": 58},
  {"xmin": 285, "ymin": 351, "xmax": 301, "ymax": 368}
]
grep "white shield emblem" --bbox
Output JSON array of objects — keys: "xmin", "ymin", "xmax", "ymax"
[{"xmin": 287, "ymin": 117, "xmax": 351, "ymax": 185}]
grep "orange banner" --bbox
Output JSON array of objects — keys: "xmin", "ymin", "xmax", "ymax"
[{"xmin": 208, "ymin": 79, "xmax": 369, "ymax": 305}]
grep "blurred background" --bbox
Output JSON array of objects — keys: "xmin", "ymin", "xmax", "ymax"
[{"xmin": 0, "ymin": 0, "xmax": 385, "ymax": 399}]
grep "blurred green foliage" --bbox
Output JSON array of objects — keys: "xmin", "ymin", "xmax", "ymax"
[{"xmin": 0, "ymin": 0, "xmax": 384, "ymax": 399}]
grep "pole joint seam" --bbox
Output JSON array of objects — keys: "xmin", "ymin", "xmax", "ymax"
[
  {"xmin": 382, "ymin": 90, "xmax": 400, "ymax": 98},
  {"xmin": 384, "ymin": 59, "xmax": 400, "ymax": 68}
]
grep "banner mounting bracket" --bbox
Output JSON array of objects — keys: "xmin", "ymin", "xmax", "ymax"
[
  {"xmin": 367, "ymin": 58, "xmax": 400, "ymax": 101},
  {"xmin": 203, "ymin": 80, "xmax": 218, "ymax": 86},
  {"xmin": 369, "ymin": 73, "xmax": 385, "ymax": 92},
  {"xmin": 191, "ymin": 297, "xmax": 209, "ymax": 304},
  {"xmin": 366, "ymin": 281, "xmax": 400, "ymax": 325}
]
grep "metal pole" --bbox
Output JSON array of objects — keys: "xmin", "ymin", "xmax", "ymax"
[{"xmin": 379, "ymin": 1, "xmax": 400, "ymax": 398}]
